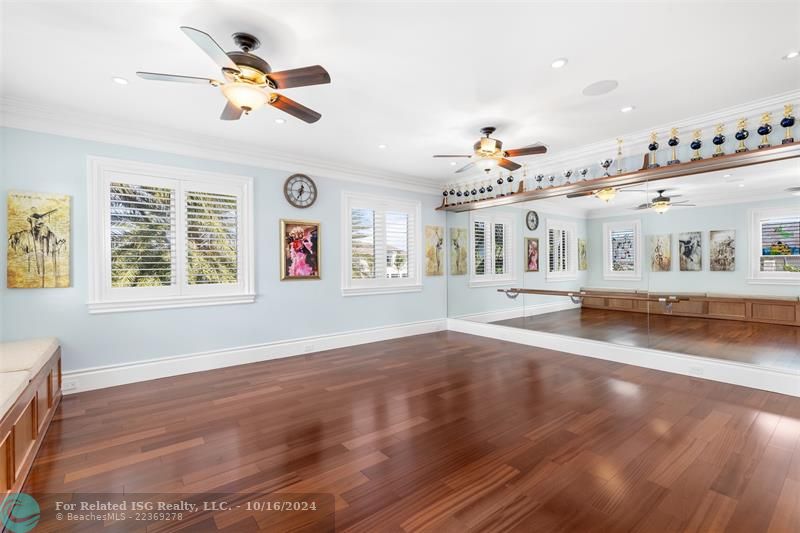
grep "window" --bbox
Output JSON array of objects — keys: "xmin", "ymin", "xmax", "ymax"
[
  {"xmin": 469, "ymin": 213, "xmax": 514, "ymax": 286},
  {"xmin": 88, "ymin": 157, "xmax": 254, "ymax": 313},
  {"xmin": 748, "ymin": 207, "xmax": 800, "ymax": 284},
  {"xmin": 341, "ymin": 192, "xmax": 421, "ymax": 295},
  {"xmin": 546, "ymin": 219, "xmax": 577, "ymax": 281},
  {"xmin": 603, "ymin": 220, "xmax": 642, "ymax": 280}
]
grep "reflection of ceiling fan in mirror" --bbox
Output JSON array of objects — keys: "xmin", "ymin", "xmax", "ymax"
[
  {"xmin": 634, "ymin": 190, "xmax": 695, "ymax": 214},
  {"xmin": 566, "ymin": 186, "xmax": 649, "ymax": 203},
  {"xmin": 433, "ymin": 127, "xmax": 547, "ymax": 174},
  {"xmin": 137, "ymin": 27, "xmax": 330, "ymax": 122}
]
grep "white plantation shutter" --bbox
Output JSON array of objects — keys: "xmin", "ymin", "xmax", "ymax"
[
  {"xmin": 548, "ymin": 228, "xmax": 568, "ymax": 273},
  {"xmin": 760, "ymin": 215, "xmax": 800, "ymax": 272},
  {"xmin": 602, "ymin": 220, "xmax": 641, "ymax": 280},
  {"xmin": 469, "ymin": 214, "xmax": 513, "ymax": 285},
  {"xmin": 546, "ymin": 219, "xmax": 577, "ymax": 281},
  {"xmin": 342, "ymin": 192, "xmax": 421, "ymax": 295},
  {"xmin": 474, "ymin": 220, "xmax": 486, "ymax": 275},
  {"xmin": 494, "ymin": 222, "xmax": 505, "ymax": 274},
  {"xmin": 185, "ymin": 190, "xmax": 239, "ymax": 285},
  {"xmin": 610, "ymin": 229, "xmax": 634, "ymax": 271}
]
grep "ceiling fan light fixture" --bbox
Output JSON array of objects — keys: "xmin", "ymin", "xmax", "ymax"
[
  {"xmin": 595, "ymin": 188, "xmax": 617, "ymax": 202},
  {"xmin": 479, "ymin": 137, "xmax": 497, "ymax": 154},
  {"xmin": 652, "ymin": 200, "xmax": 671, "ymax": 214},
  {"xmin": 221, "ymin": 82, "xmax": 269, "ymax": 113}
]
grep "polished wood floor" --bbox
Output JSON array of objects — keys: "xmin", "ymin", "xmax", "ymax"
[
  {"xmin": 25, "ymin": 332, "xmax": 800, "ymax": 532},
  {"xmin": 493, "ymin": 308, "xmax": 800, "ymax": 372}
]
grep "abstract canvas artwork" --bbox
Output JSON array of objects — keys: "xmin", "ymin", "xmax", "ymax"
[
  {"xmin": 525, "ymin": 237, "xmax": 540, "ymax": 272},
  {"xmin": 7, "ymin": 191, "xmax": 71, "ymax": 288},
  {"xmin": 449, "ymin": 227, "xmax": 467, "ymax": 275},
  {"xmin": 649, "ymin": 234, "xmax": 672, "ymax": 272},
  {"xmin": 425, "ymin": 225, "xmax": 444, "ymax": 276},
  {"xmin": 710, "ymin": 230, "xmax": 735, "ymax": 271},
  {"xmin": 678, "ymin": 231, "xmax": 702, "ymax": 271},
  {"xmin": 280, "ymin": 219, "xmax": 320, "ymax": 280},
  {"xmin": 578, "ymin": 238, "xmax": 588, "ymax": 271}
]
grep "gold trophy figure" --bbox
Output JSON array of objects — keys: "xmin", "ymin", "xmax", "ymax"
[
  {"xmin": 734, "ymin": 118, "xmax": 750, "ymax": 153},
  {"xmin": 647, "ymin": 132, "xmax": 659, "ymax": 168},
  {"xmin": 712, "ymin": 124, "xmax": 726, "ymax": 157},
  {"xmin": 667, "ymin": 128, "xmax": 680, "ymax": 165},
  {"xmin": 690, "ymin": 129, "xmax": 703, "ymax": 161},
  {"xmin": 781, "ymin": 104, "xmax": 795, "ymax": 144}
]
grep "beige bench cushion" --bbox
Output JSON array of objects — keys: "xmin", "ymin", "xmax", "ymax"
[
  {"xmin": 0, "ymin": 371, "xmax": 32, "ymax": 420},
  {"xmin": 0, "ymin": 338, "xmax": 59, "ymax": 375}
]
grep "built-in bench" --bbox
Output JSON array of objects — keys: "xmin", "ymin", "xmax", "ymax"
[
  {"xmin": 580, "ymin": 288, "xmax": 800, "ymax": 326},
  {"xmin": 0, "ymin": 338, "xmax": 62, "ymax": 495}
]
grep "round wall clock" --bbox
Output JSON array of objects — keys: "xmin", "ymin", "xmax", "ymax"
[
  {"xmin": 525, "ymin": 210, "xmax": 539, "ymax": 231},
  {"xmin": 284, "ymin": 174, "xmax": 317, "ymax": 208}
]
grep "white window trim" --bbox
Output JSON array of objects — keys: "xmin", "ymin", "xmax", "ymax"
[
  {"xmin": 602, "ymin": 219, "xmax": 642, "ymax": 281},
  {"xmin": 545, "ymin": 219, "xmax": 578, "ymax": 282},
  {"xmin": 340, "ymin": 191, "xmax": 422, "ymax": 296},
  {"xmin": 87, "ymin": 156, "xmax": 255, "ymax": 313},
  {"xmin": 468, "ymin": 212, "xmax": 515, "ymax": 288},
  {"xmin": 747, "ymin": 207, "xmax": 800, "ymax": 285}
]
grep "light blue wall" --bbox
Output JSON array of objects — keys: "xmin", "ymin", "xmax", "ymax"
[
  {"xmin": 446, "ymin": 206, "xmax": 588, "ymax": 318},
  {"xmin": 0, "ymin": 128, "xmax": 446, "ymax": 371},
  {"xmin": 586, "ymin": 197, "xmax": 800, "ymax": 296}
]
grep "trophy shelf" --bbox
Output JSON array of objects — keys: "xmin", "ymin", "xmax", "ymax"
[{"xmin": 436, "ymin": 141, "xmax": 800, "ymax": 212}]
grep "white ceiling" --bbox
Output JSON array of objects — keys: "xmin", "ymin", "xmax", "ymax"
[{"xmin": 2, "ymin": 1, "xmax": 800, "ymax": 183}]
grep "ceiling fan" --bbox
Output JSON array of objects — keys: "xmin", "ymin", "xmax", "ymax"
[
  {"xmin": 137, "ymin": 27, "xmax": 330, "ymax": 122},
  {"xmin": 634, "ymin": 190, "xmax": 695, "ymax": 214},
  {"xmin": 566, "ymin": 187, "xmax": 649, "ymax": 203},
  {"xmin": 433, "ymin": 127, "xmax": 547, "ymax": 174}
]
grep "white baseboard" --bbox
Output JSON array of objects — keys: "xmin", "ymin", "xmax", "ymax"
[
  {"xmin": 62, "ymin": 318, "xmax": 446, "ymax": 394},
  {"xmin": 453, "ymin": 301, "xmax": 580, "ymax": 323},
  {"xmin": 447, "ymin": 319, "xmax": 799, "ymax": 397}
]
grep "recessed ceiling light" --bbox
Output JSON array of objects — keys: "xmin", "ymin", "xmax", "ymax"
[
  {"xmin": 738, "ymin": 183, "xmax": 745, "ymax": 188},
  {"xmin": 112, "ymin": 76, "xmax": 129, "ymax": 85},
  {"xmin": 377, "ymin": 144, "xmax": 388, "ymax": 149},
  {"xmin": 582, "ymin": 80, "xmax": 619, "ymax": 96},
  {"xmin": 620, "ymin": 105, "xmax": 635, "ymax": 113},
  {"xmin": 783, "ymin": 50, "xmax": 800, "ymax": 60},
  {"xmin": 551, "ymin": 57, "xmax": 568, "ymax": 69},
  {"xmin": 450, "ymin": 161, "xmax": 457, "ymax": 166},
  {"xmin": 723, "ymin": 174, "xmax": 732, "ymax": 178},
  {"xmin": 274, "ymin": 118, "xmax": 286, "ymax": 124},
  {"xmin": 787, "ymin": 186, "xmax": 800, "ymax": 196}
]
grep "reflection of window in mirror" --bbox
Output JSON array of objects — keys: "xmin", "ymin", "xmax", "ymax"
[
  {"xmin": 748, "ymin": 207, "xmax": 800, "ymax": 284},
  {"xmin": 545, "ymin": 219, "xmax": 577, "ymax": 282},
  {"xmin": 469, "ymin": 212, "xmax": 514, "ymax": 286},
  {"xmin": 602, "ymin": 220, "xmax": 642, "ymax": 281}
]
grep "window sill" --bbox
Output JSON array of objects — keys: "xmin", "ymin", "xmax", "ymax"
[
  {"xmin": 341, "ymin": 284, "xmax": 423, "ymax": 297},
  {"xmin": 746, "ymin": 277, "xmax": 800, "ymax": 286},
  {"xmin": 468, "ymin": 278, "xmax": 517, "ymax": 288},
  {"xmin": 87, "ymin": 293, "xmax": 256, "ymax": 314}
]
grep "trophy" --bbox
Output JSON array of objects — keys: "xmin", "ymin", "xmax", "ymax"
[
  {"xmin": 506, "ymin": 173, "xmax": 515, "ymax": 195},
  {"xmin": 690, "ymin": 129, "xmax": 703, "ymax": 161},
  {"xmin": 782, "ymin": 104, "xmax": 795, "ymax": 144},
  {"xmin": 712, "ymin": 123, "xmax": 726, "ymax": 157},
  {"xmin": 579, "ymin": 168, "xmax": 589, "ymax": 181},
  {"xmin": 548, "ymin": 175, "xmax": 556, "ymax": 187},
  {"xmin": 615, "ymin": 138, "xmax": 625, "ymax": 173},
  {"xmin": 535, "ymin": 174, "xmax": 544, "ymax": 189},
  {"xmin": 496, "ymin": 174, "xmax": 505, "ymax": 196},
  {"xmin": 757, "ymin": 113, "xmax": 772, "ymax": 149},
  {"xmin": 562, "ymin": 169, "xmax": 573, "ymax": 184},
  {"xmin": 734, "ymin": 118, "xmax": 749, "ymax": 153},
  {"xmin": 647, "ymin": 132, "xmax": 659, "ymax": 168},
  {"xmin": 442, "ymin": 187, "xmax": 449, "ymax": 206},
  {"xmin": 599, "ymin": 158, "xmax": 613, "ymax": 177},
  {"xmin": 667, "ymin": 128, "xmax": 680, "ymax": 165},
  {"xmin": 486, "ymin": 181, "xmax": 494, "ymax": 195},
  {"xmin": 470, "ymin": 184, "xmax": 478, "ymax": 201}
]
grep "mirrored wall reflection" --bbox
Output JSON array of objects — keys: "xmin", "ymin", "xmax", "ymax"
[{"xmin": 446, "ymin": 158, "xmax": 800, "ymax": 376}]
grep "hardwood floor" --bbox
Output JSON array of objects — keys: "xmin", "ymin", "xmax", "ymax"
[
  {"xmin": 24, "ymin": 332, "xmax": 800, "ymax": 532},
  {"xmin": 493, "ymin": 308, "xmax": 800, "ymax": 372}
]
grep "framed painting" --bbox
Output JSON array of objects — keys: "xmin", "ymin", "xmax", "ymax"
[
  {"xmin": 578, "ymin": 238, "xmax": 588, "ymax": 271},
  {"xmin": 710, "ymin": 230, "xmax": 735, "ymax": 271},
  {"xmin": 649, "ymin": 234, "xmax": 672, "ymax": 272},
  {"xmin": 525, "ymin": 237, "xmax": 540, "ymax": 272},
  {"xmin": 425, "ymin": 225, "xmax": 444, "ymax": 276},
  {"xmin": 679, "ymin": 231, "xmax": 702, "ymax": 271},
  {"xmin": 7, "ymin": 191, "xmax": 71, "ymax": 288},
  {"xmin": 280, "ymin": 219, "xmax": 320, "ymax": 280},
  {"xmin": 449, "ymin": 227, "xmax": 467, "ymax": 275}
]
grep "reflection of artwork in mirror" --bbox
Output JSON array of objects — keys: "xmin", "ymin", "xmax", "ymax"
[
  {"xmin": 709, "ymin": 230, "xmax": 736, "ymax": 271},
  {"xmin": 281, "ymin": 219, "xmax": 320, "ymax": 280},
  {"xmin": 679, "ymin": 231, "xmax": 702, "ymax": 271},
  {"xmin": 7, "ymin": 191, "xmax": 71, "ymax": 288},
  {"xmin": 425, "ymin": 225, "xmax": 444, "ymax": 276},
  {"xmin": 649, "ymin": 234, "xmax": 672, "ymax": 272},
  {"xmin": 525, "ymin": 237, "xmax": 539, "ymax": 272},
  {"xmin": 578, "ymin": 238, "xmax": 588, "ymax": 270},
  {"xmin": 449, "ymin": 227, "xmax": 467, "ymax": 275}
]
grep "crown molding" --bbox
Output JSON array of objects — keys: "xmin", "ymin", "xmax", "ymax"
[{"xmin": 0, "ymin": 96, "xmax": 440, "ymax": 194}]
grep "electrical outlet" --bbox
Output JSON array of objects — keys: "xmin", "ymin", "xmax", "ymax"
[{"xmin": 62, "ymin": 379, "xmax": 78, "ymax": 392}]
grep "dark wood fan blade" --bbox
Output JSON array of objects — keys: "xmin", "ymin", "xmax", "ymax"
[
  {"xmin": 180, "ymin": 26, "xmax": 239, "ymax": 71},
  {"xmin": 220, "ymin": 101, "xmax": 243, "ymax": 121},
  {"xmin": 269, "ymin": 94, "xmax": 321, "ymax": 123},
  {"xmin": 673, "ymin": 203, "xmax": 696, "ymax": 207},
  {"xmin": 504, "ymin": 144, "xmax": 547, "ymax": 157},
  {"xmin": 634, "ymin": 203, "xmax": 652, "ymax": 210},
  {"xmin": 433, "ymin": 155, "xmax": 471, "ymax": 158},
  {"xmin": 498, "ymin": 158, "xmax": 522, "ymax": 171},
  {"xmin": 566, "ymin": 191, "xmax": 596, "ymax": 199},
  {"xmin": 267, "ymin": 66, "xmax": 331, "ymax": 89},
  {"xmin": 137, "ymin": 72, "xmax": 218, "ymax": 85},
  {"xmin": 455, "ymin": 162, "xmax": 476, "ymax": 173}
]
